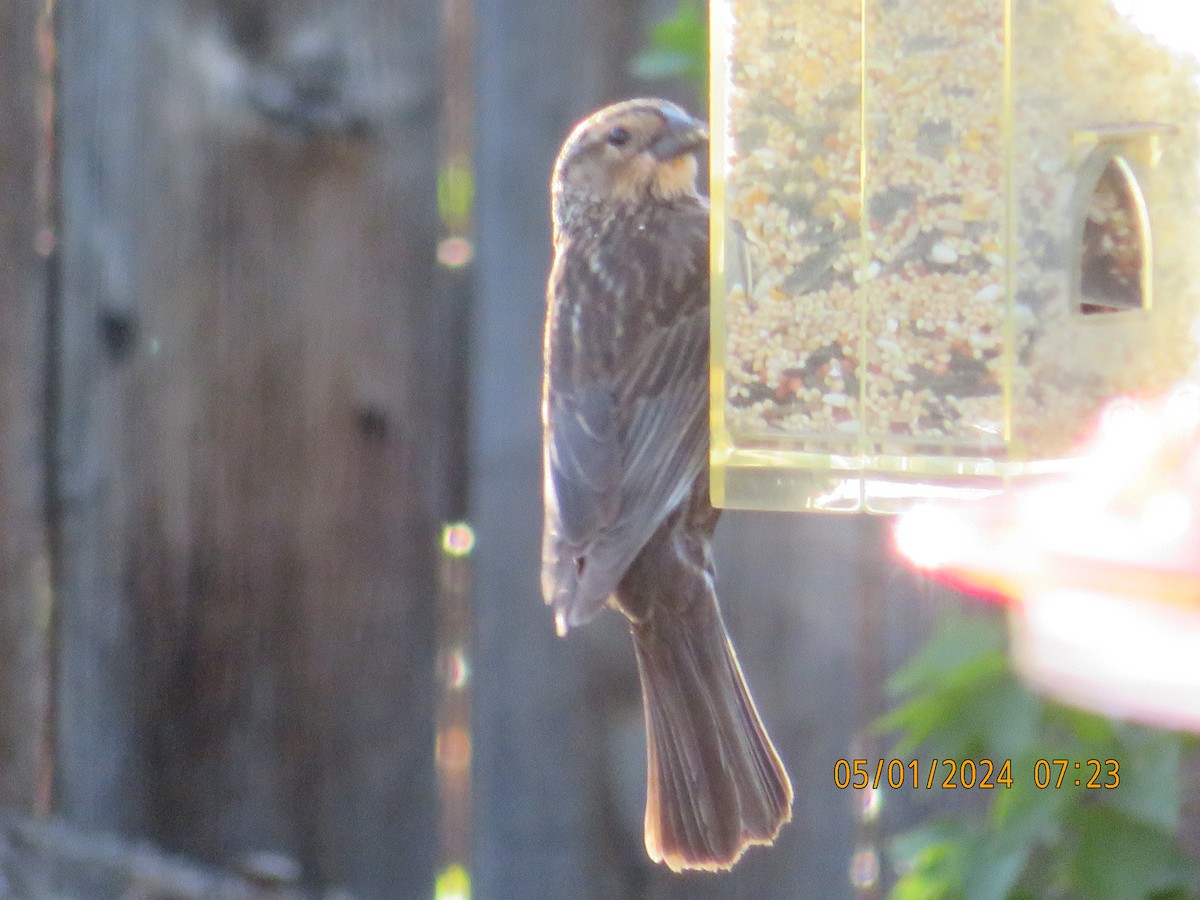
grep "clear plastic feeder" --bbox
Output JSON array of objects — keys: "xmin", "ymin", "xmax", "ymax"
[{"xmin": 711, "ymin": 0, "xmax": 1200, "ymax": 511}]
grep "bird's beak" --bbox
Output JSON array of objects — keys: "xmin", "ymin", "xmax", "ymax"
[{"xmin": 649, "ymin": 110, "xmax": 709, "ymax": 162}]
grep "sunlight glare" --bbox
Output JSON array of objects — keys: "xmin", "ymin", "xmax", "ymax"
[
  {"xmin": 893, "ymin": 504, "xmax": 972, "ymax": 571},
  {"xmin": 1108, "ymin": 1, "xmax": 1200, "ymax": 59},
  {"xmin": 1015, "ymin": 587, "xmax": 1200, "ymax": 730}
]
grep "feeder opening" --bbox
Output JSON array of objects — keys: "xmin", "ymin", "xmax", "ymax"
[{"xmin": 1075, "ymin": 152, "xmax": 1151, "ymax": 316}]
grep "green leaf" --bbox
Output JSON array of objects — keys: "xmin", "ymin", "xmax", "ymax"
[
  {"xmin": 962, "ymin": 771, "xmax": 1068, "ymax": 900},
  {"xmin": 1070, "ymin": 806, "xmax": 1196, "ymax": 900},
  {"xmin": 891, "ymin": 821, "xmax": 970, "ymax": 900},
  {"xmin": 886, "ymin": 613, "xmax": 1006, "ymax": 697},
  {"xmin": 876, "ymin": 650, "xmax": 1010, "ymax": 758},
  {"xmin": 891, "ymin": 821, "xmax": 1030, "ymax": 900},
  {"xmin": 891, "ymin": 868, "xmax": 958, "ymax": 900},
  {"xmin": 631, "ymin": 1, "xmax": 707, "ymax": 84},
  {"xmin": 891, "ymin": 820, "xmax": 969, "ymax": 867},
  {"xmin": 990, "ymin": 765, "xmax": 1072, "ymax": 836},
  {"xmin": 1102, "ymin": 727, "xmax": 1185, "ymax": 831},
  {"xmin": 880, "ymin": 612, "xmax": 1200, "ymax": 900},
  {"xmin": 631, "ymin": 50, "xmax": 702, "ymax": 82},
  {"xmin": 960, "ymin": 840, "xmax": 1029, "ymax": 900},
  {"xmin": 976, "ymin": 678, "xmax": 1044, "ymax": 761},
  {"xmin": 1055, "ymin": 704, "xmax": 1120, "ymax": 746}
]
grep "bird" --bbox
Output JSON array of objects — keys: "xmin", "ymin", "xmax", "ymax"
[{"xmin": 541, "ymin": 98, "xmax": 793, "ymax": 872}]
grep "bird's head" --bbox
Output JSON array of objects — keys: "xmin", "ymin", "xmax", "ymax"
[{"xmin": 551, "ymin": 99, "xmax": 708, "ymax": 229}]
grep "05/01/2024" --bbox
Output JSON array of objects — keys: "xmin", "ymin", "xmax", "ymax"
[{"xmin": 834, "ymin": 758, "xmax": 1121, "ymax": 790}]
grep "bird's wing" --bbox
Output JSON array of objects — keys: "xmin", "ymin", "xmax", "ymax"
[{"xmin": 542, "ymin": 204, "xmax": 709, "ymax": 632}]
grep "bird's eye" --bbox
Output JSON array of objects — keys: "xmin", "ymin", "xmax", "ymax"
[{"xmin": 606, "ymin": 126, "xmax": 631, "ymax": 148}]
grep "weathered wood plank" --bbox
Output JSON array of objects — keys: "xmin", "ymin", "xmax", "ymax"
[
  {"xmin": 55, "ymin": 2, "xmax": 443, "ymax": 896},
  {"xmin": 470, "ymin": 3, "xmax": 608, "ymax": 896},
  {"xmin": 1, "ymin": 813, "xmax": 316, "ymax": 899},
  {"xmin": 0, "ymin": 0, "xmax": 53, "ymax": 816}
]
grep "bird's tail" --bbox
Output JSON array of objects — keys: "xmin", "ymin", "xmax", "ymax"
[{"xmin": 629, "ymin": 582, "xmax": 793, "ymax": 871}]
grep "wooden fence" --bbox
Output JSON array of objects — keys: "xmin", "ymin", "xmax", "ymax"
[
  {"xmin": 0, "ymin": 1, "xmax": 954, "ymax": 897},
  {"xmin": 5, "ymin": 1, "xmax": 448, "ymax": 896}
]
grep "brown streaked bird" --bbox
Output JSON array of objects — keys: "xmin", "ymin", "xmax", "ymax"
[{"xmin": 541, "ymin": 98, "xmax": 793, "ymax": 872}]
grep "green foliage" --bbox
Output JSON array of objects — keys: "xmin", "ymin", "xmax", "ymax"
[
  {"xmin": 632, "ymin": 1, "xmax": 707, "ymax": 88},
  {"xmin": 882, "ymin": 611, "xmax": 1200, "ymax": 899}
]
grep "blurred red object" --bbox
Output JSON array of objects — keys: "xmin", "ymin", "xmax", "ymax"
[{"xmin": 893, "ymin": 384, "xmax": 1200, "ymax": 732}]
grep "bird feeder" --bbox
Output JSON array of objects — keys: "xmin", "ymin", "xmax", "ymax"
[{"xmin": 710, "ymin": 0, "xmax": 1200, "ymax": 512}]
